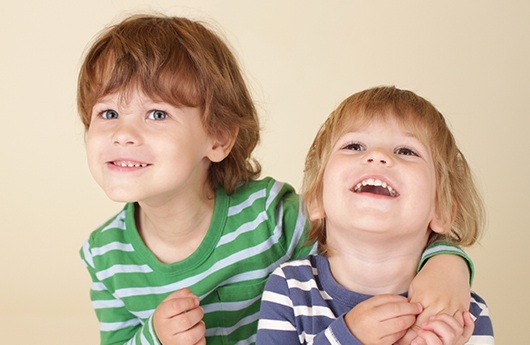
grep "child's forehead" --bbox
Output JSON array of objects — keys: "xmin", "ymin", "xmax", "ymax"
[
  {"xmin": 334, "ymin": 110, "xmax": 433, "ymax": 144},
  {"xmin": 96, "ymin": 87, "xmax": 162, "ymax": 104},
  {"xmin": 92, "ymin": 83, "xmax": 192, "ymax": 113},
  {"xmin": 336, "ymin": 110, "xmax": 410, "ymax": 132}
]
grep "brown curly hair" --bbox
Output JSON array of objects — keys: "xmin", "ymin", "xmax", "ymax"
[{"xmin": 77, "ymin": 14, "xmax": 261, "ymax": 194}]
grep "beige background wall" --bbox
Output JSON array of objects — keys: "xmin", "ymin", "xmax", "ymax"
[{"xmin": 1, "ymin": 0, "xmax": 528, "ymax": 343}]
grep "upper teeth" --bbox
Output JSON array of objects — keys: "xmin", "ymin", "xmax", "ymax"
[
  {"xmin": 354, "ymin": 178, "xmax": 397, "ymax": 196},
  {"xmin": 114, "ymin": 161, "xmax": 147, "ymax": 168}
]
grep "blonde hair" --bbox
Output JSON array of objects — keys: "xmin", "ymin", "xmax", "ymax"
[
  {"xmin": 303, "ymin": 86, "xmax": 484, "ymax": 253},
  {"xmin": 77, "ymin": 14, "xmax": 261, "ymax": 194}
]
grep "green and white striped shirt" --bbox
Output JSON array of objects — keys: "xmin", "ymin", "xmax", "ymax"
[
  {"xmin": 80, "ymin": 178, "xmax": 313, "ymax": 344},
  {"xmin": 80, "ymin": 177, "xmax": 472, "ymax": 344}
]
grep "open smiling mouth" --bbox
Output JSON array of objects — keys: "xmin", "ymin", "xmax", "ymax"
[
  {"xmin": 110, "ymin": 160, "xmax": 150, "ymax": 168},
  {"xmin": 352, "ymin": 178, "xmax": 399, "ymax": 197}
]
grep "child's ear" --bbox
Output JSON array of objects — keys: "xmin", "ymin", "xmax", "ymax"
[
  {"xmin": 429, "ymin": 210, "xmax": 449, "ymax": 234},
  {"xmin": 207, "ymin": 127, "xmax": 238, "ymax": 163},
  {"xmin": 307, "ymin": 199, "xmax": 326, "ymax": 221},
  {"xmin": 430, "ymin": 202, "xmax": 457, "ymax": 234}
]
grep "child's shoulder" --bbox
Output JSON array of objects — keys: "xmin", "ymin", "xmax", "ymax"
[
  {"xmin": 274, "ymin": 255, "xmax": 317, "ymax": 278},
  {"xmin": 83, "ymin": 203, "xmax": 132, "ymax": 247},
  {"xmin": 470, "ymin": 291, "xmax": 491, "ymax": 318},
  {"xmin": 469, "ymin": 291, "xmax": 494, "ymax": 338},
  {"xmin": 229, "ymin": 177, "xmax": 299, "ymax": 205},
  {"xmin": 233, "ymin": 176, "xmax": 296, "ymax": 194}
]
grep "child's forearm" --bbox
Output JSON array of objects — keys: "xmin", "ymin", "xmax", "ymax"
[
  {"xmin": 402, "ymin": 252, "xmax": 472, "ymax": 344},
  {"xmin": 417, "ymin": 241, "xmax": 473, "ymax": 283}
]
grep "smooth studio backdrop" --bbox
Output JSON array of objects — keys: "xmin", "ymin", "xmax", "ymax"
[{"xmin": 1, "ymin": 1, "xmax": 528, "ymax": 343}]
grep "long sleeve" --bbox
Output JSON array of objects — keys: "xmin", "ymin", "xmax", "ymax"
[
  {"xmin": 80, "ymin": 242, "xmax": 160, "ymax": 345},
  {"xmin": 418, "ymin": 241, "xmax": 475, "ymax": 282},
  {"xmin": 273, "ymin": 181, "xmax": 316, "ymax": 261},
  {"xmin": 310, "ymin": 315, "xmax": 362, "ymax": 345},
  {"xmin": 256, "ymin": 268, "xmax": 301, "ymax": 344},
  {"xmin": 257, "ymin": 263, "xmax": 360, "ymax": 344}
]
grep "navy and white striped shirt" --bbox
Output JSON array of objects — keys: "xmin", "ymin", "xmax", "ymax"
[{"xmin": 257, "ymin": 255, "xmax": 494, "ymax": 344}]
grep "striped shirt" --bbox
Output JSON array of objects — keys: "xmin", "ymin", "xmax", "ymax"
[
  {"xmin": 80, "ymin": 178, "xmax": 313, "ymax": 344},
  {"xmin": 257, "ymin": 255, "xmax": 493, "ymax": 345}
]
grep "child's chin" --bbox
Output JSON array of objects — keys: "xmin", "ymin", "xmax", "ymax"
[{"xmin": 104, "ymin": 191, "xmax": 137, "ymax": 203}]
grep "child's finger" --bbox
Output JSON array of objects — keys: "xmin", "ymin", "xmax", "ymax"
[
  {"xmin": 192, "ymin": 336, "xmax": 207, "ymax": 345},
  {"xmin": 424, "ymin": 313, "xmax": 463, "ymax": 334},
  {"xmin": 378, "ymin": 329, "xmax": 408, "ymax": 345},
  {"xmin": 462, "ymin": 311, "xmax": 475, "ymax": 340},
  {"xmin": 169, "ymin": 306, "xmax": 205, "ymax": 334},
  {"xmin": 375, "ymin": 299, "xmax": 422, "ymax": 320},
  {"xmin": 416, "ymin": 330, "xmax": 443, "ymax": 345},
  {"xmin": 396, "ymin": 326, "xmax": 421, "ymax": 345},
  {"xmin": 159, "ymin": 296, "xmax": 201, "ymax": 319},
  {"xmin": 380, "ymin": 314, "xmax": 417, "ymax": 335},
  {"xmin": 410, "ymin": 335, "xmax": 427, "ymax": 345},
  {"xmin": 163, "ymin": 287, "xmax": 197, "ymax": 301},
  {"xmin": 171, "ymin": 320, "xmax": 206, "ymax": 344},
  {"xmin": 421, "ymin": 319, "xmax": 458, "ymax": 344}
]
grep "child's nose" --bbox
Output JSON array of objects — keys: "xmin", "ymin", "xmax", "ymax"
[
  {"xmin": 367, "ymin": 158, "xmax": 387, "ymax": 164},
  {"xmin": 112, "ymin": 122, "xmax": 141, "ymax": 145},
  {"xmin": 365, "ymin": 149, "xmax": 392, "ymax": 166}
]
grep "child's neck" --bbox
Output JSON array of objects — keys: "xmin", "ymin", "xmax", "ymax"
[
  {"xmin": 136, "ymin": 188, "xmax": 215, "ymax": 264},
  {"xmin": 326, "ymin": 234, "xmax": 426, "ymax": 295}
]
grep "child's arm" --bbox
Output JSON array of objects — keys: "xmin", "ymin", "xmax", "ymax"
[
  {"xmin": 81, "ymin": 247, "xmax": 204, "ymax": 344},
  {"xmin": 267, "ymin": 179, "xmax": 315, "ymax": 260},
  {"xmin": 81, "ymin": 264, "xmax": 158, "ymax": 344},
  {"xmin": 399, "ymin": 243, "xmax": 474, "ymax": 344}
]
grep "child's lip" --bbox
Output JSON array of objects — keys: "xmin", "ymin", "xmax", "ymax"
[
  {"xmin": 107, "ymin": 159, "xmax": 151, "ymax": 168},
  {"xmin": 351, "ymin": 176, "xmax": 399, "ymax": 197}
]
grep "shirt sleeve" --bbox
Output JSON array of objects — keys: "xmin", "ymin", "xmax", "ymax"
[
  {"xmin": 268, "ymin": 179, "xmax": 316, "ymax": 261},
  {"xmin": 256, "ymin": 267, "xmax": 302, "ymax": 344},
  {"xmin": 468, "ymin": 292, "xmax": 495, "ymax": 344},
  {"xmin": 257, "ymin": 266, "xmax": 361, "ymax": 345},
  {"xmin": 417, "ymin": 241, "xmax": 475, "ymax": 284},
  {"xmin": 80, "ymin": 242, "xmax": 161, "ymax": 345},
  {"xmin": 311, "ymin": 314, "xmax": 363, "ymax": 345}
]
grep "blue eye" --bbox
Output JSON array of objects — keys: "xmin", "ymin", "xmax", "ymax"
[
  {"xmin": 343, "ymin": 142, "xmax": 365, "ymax": 151},
  {"xmin": 148, "ymin": 110, "xmax": 168, "ymax": 120},
  {"xmin": 395, "ymin": 147, "xmax": 419, "ymax": 157},
  {"xmin": 101, "ymin": 109, "xmax": 119, "ymax": 119}
]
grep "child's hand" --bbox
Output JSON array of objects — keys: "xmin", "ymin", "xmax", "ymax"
[
  {"xmin": 399, "ymin": 254, "xmax": 471, "ymax": 344},
  {"xmin": 153, "ymin": 288, "xmax": 206, "ymax": 345},
  {"xmin": 411, "ymin": 311, "xmax": 475, "ymax": 345},
  {"xmin": 344, "ymin": 294, "xmax": 422, "ymax": 345}
]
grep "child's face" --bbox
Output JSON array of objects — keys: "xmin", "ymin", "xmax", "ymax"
[
  {"xmin": 315, "ymin": 116, "xmax": 444, "ymax": 244},
  {"xmin": 86, "ymin": 88, "xmax": 222, "ymax": 204}
]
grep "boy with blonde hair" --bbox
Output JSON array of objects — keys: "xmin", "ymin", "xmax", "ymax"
[{"xmin": 257, "ymin": 86, "xmax": 494, "ymax": 344}]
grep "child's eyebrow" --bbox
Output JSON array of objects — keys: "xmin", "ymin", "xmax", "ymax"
[
  {"xmin": 144, "ymin": 100, "xmax": 172, "ymax": 107},
  {"xmin": 93, "ymin": 96, "xmax": 115, "ymax": 105},
  {"xmin": 403, "ymin": 131, "xmax": 418, "ymax": 138}
]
